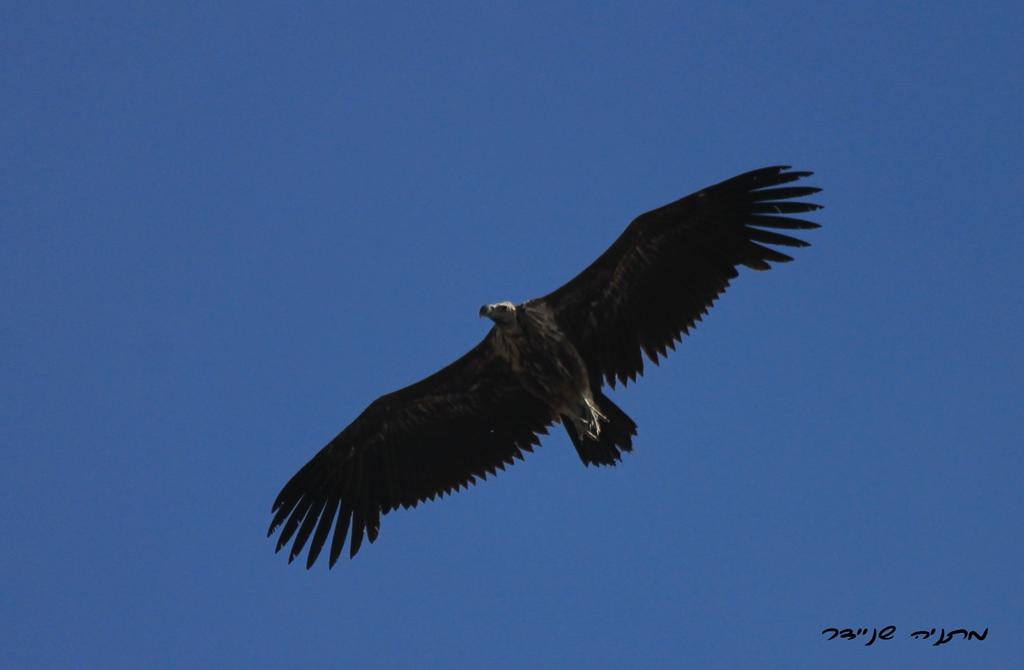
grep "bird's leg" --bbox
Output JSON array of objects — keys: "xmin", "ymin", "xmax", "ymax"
[{"xmin": 581, "ymin": 395, "xmax": 606, "ymax": 439}]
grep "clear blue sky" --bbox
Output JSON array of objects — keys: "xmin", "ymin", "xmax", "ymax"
[{"xmin": 3, "ymin": 2, "xmax": 1021, "ymax": 668}]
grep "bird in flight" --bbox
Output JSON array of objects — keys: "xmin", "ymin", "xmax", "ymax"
[{"xmin": 268, "ymin": 165, "xmax": 822, "ymax": 568}]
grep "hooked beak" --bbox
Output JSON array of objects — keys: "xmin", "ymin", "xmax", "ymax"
[{"xmin": 479, "ymin": 304, "xmax": 490, "ymax": 318}]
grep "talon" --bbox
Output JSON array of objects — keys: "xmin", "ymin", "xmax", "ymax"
[{"xmin": 584, "ymin": 398, "xmax": 606, "ymax": 439}]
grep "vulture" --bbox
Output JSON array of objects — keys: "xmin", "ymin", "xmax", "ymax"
[{"xmin": 268, "ymin": 165, "xmax": 822, "ymax": 568}]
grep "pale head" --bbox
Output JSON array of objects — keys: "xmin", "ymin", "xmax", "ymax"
[{"xmin": 479, "ymin": 301, "xmax": 517, "ymax": 325}]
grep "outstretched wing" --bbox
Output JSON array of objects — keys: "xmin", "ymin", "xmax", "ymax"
[
  {"xmin": 268, "ymin": 332, "xmax": 554, "ymax": 568},
  {"xmin": 539, "ymin": 166, "xmax": 822, "ymax": 386}
]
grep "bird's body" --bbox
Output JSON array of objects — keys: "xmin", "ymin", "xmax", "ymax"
[
  {"xmin": 268, "ymin": 166, "xmax": 823, "ymax": 568},
  {"xmin": 486, "ymin": 300, "xmax": 608, "ymax": 443}
]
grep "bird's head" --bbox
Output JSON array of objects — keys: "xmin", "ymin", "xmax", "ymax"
[{"xmin": 479, "ymin": 301, "xmax": 517, "ymax": 326}]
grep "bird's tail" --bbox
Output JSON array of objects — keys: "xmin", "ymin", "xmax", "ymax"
[{"xmin": 563, "ymin": 391, "xmax": 637, "ymax": 466}]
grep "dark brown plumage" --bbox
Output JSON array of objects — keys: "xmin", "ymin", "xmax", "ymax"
[{"xmin": 268, "ymin": 165, "xmax": 822, "ymax": 568}]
